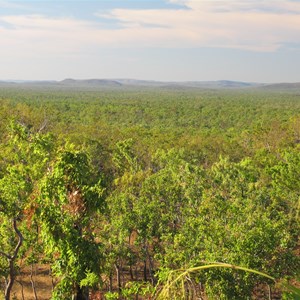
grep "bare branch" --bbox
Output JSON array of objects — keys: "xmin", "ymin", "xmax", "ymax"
[
  {"xmin": 38, "ymin": 119, "xmax": 48, "ymax": 133},
  {"xmin": 0, "ymin": 250, "xmax": 10, "ymax": 260},
  {"xmin": 11, "ymin": 217, "xmax": 23, "ymax": 260},
  {"xmin": 4, "ymin": 218, "xmax": 24, "ymax": 300}
]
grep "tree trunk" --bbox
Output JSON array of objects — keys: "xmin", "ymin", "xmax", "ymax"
[
  {"xmin": 143, "ymin": 241, "xmax": 148, "ymax": 282},
  {"xmin": 16, "ymin": 280, "xmax": 25, "ymax": 300},
  {"xmin": 143, "ymin": 259, "xmax": 147, "ymax": 282},
  {"xmin": 49, "ymin": 267, "xmax": 56, "ymax": 292},
  {"xmin": 74, "ymin": 284, "xmax": 89, "ymax": 300},
  {"xmin": 128, "ymin": 232, "xmax": 134, "ymax": 280},
  {"xmin": 30, "ymin": 264, "xmax": 38, "ymax": 300},
  {"xmin": 0, "ymin": 218, "xmax": 23, "ymax": 300},
  {"xmin": 147, "ymin": 251, "xmax": 155, "ymax": 284},
  {"xmin": 129, "ymin": 264, "xmax": 134, "ymax": 280},
  {"xmin": 109, "ymin": 271, "xmax": 113, "ymax": 292},
  {"xmin": 115, "ymin": 264, "xmax": 121, "ymax": 292}
]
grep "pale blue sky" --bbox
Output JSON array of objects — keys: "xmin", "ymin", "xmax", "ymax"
[{"xmin": 0, "ymin": 0, "xmax": 300, "ymax": 82}]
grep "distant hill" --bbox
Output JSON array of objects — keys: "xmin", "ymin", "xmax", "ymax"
[
  {"xmin": 259, "ymin": 82, "xmax": 300, "ymax": 91},
  {"xmin": 161, "ymin": 80, "xmax": 261, "ymax": 89},
  {"xmin": 0, "ymin": 79, "xmax": 299, "ymax": 91},
  {"xmin": 59, "ymin": 78, "xmax": 122, "ymax": 87},
  {"xmin": 0, "ymin": 81, "xmax": 16, "ymax": 86}
]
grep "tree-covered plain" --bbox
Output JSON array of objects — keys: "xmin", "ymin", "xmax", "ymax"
[{"xmin": 0, "ymin": 86, "xmax": 299, "ymax": 299}]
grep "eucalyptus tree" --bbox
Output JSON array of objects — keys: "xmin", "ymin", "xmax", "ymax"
[
  {"xmin": 0, "ymin": 121, "xmax": 53, "ymax": 299},
  {"xmin": 269, "ymin": 149, "xmax": 300, "ymax": 221},
  {"xmin": 101, "ymin": 139, "xmax": 143, "ymax": 292},
  {"xmin": 37, "ymin": 146, "xmax": 105, "ymax": 299},
  {"xmin": 105, "ymin": 146, "xmax": 205, "ymax": 290},
  {"xmin": 159, "ymin": 156, "xmax": 299, "ymax": 299}
]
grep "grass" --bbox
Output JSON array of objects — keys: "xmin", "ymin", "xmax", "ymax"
[{"xmin": 154, "ymin": 262, "xmax": 300, "ymax": 300}]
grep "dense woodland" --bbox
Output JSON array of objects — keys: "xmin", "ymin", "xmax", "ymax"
[{"xmin": 0, "ymin": 85, "xmax": 299, "ymax": 299}]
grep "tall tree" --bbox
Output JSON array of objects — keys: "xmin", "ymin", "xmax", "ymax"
[
  {"xmin": 37, "ymin": 146, "xmax": 104, "ymax": 299},
  {"xmin": 0, "ymin": 121, "xmax": 53, "ymax": 299}
]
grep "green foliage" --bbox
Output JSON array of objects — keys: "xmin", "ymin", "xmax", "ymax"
[
  {"xmin": 112, "ymin": 138, "xmax": 140, "ymax": 173},
  {"xmin": 121, "ymin": 281, "xmax": 155, "ymax": 299},
  {"xmin": 104, "ymin": 291, "xmax": 119, "ymax": 300},
  {"xmin": 0, "ymin": 121, "xmax": 53, "ymax": 298},
  {"xmin": 0, "ymin": 88, "xmax": 299, "ymax": 298},
  {"xmin": 80, "ymin": 271, "xmax": 99, "ymax": 288},
  {"xmin": 37, "ymin": 146, "xmax": 104, "ymax": 298},
  {"xmin": 280, "ymin": 277, "xmax": 300, "ymax": 300},
  {"xmin": 158, "ymin": 156, "xmax": 298, "ymax": 298},
  {"xmin": 155, "ymin": 263, "xmax": 300, "ymax": 300}
]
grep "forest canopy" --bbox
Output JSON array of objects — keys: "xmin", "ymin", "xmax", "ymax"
[{"xmin": 0, "ymin": 86, "xmax": 299, "ymax": 299}]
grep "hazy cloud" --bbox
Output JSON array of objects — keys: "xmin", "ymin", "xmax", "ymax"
[
  {"xmin": 0, "ymin": 1, "xmax": 26, "ymax": 9},
  {"xmin": 0, "ymin": 1, "xmax": 299, "ymax": 81},
  {"xmin": 94, "ymin": 1, "xmax": 300, "ymax": 51},
  {"xmin": 0, "ymin": 1, "xmax": 299, "ymax": 54}
]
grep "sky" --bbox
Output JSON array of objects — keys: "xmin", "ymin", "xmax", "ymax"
[{"xmin": 0, "ymin": 0, "xmax": 300, "ymax": 83}]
